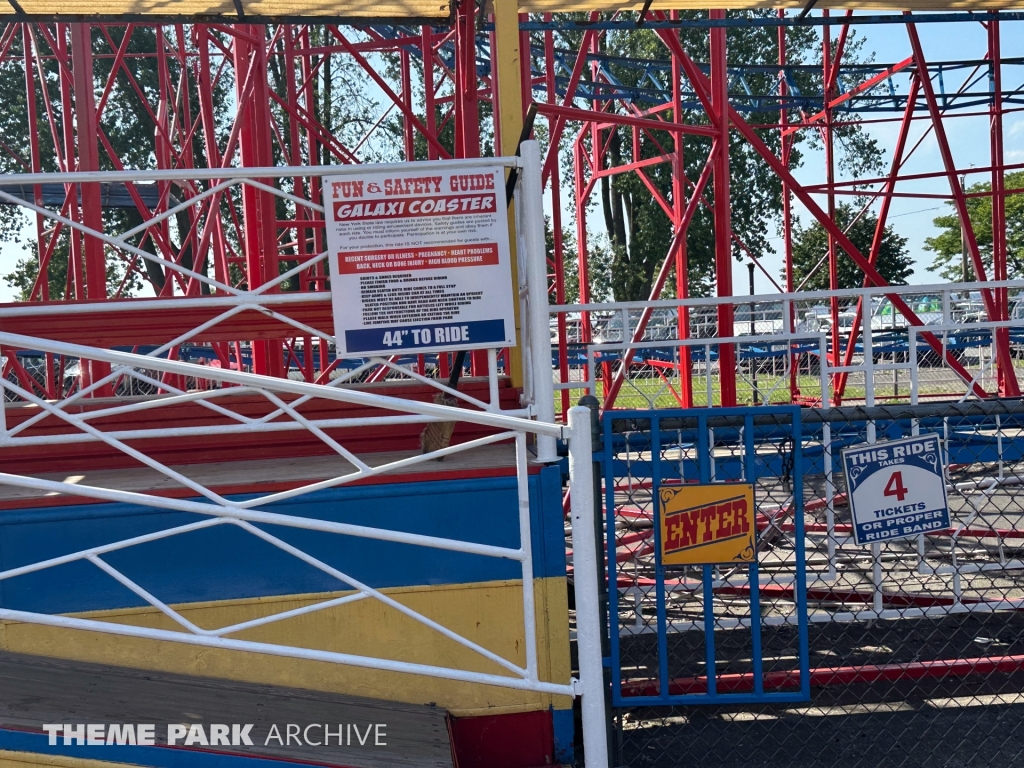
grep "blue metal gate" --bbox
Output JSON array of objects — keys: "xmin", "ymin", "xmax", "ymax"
[{"xmin": 601, "ymin": 406, "xmax": 810, "ymax": 707}]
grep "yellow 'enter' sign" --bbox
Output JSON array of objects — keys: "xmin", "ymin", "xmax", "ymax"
[{"xmin": 659, "ymin": 483, "xmax": 756, "ymax": 566}]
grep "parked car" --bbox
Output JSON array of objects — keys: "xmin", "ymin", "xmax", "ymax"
[
  {"xmin": 592, "ymin": 308, "xmax": 679, "ymax": 345},
  {"xmin": 732, "ymin": 305, "xmax": 785, "ymax": 336},
  {"xmin": 838, "ymin": 295, "xmax": 945, "ymax": 331},
  {"xmin": 797, "ymin": 306, "xmax": 832, "ymax": 334},
  {"xmin": 955, "ymin": 300, "xmax": 986, "ymax": 323}
]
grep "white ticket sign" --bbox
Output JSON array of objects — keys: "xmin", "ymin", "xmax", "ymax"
[
  {"xmin": 841, "ymin": 434, "xmax": 950, "ymax": 546},
  {"xmin": 324, "ymin": 164, "xmax": 516, "ymax": 358}
]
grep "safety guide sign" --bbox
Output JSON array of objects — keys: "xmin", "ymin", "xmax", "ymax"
[
  {"xmin": 841, "ymin": 434, "xmax": 950, "ymax": 546},
  {"xmin": 324, "ymin": 164, "xmax": 516, "ymax": 357}
]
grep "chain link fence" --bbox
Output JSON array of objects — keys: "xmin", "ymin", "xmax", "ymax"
[{"xmin": 600, "ymin": 400, "xmax": 1024, "ymax": 768}]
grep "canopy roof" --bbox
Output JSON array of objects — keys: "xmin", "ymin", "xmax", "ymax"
[
  {"xmin": 0, "ymin": 0, "xmax": 451, "ymax": 22},
  {"xmin": 0, "ymin": 0, "xmax": 1013, "ymax": 24}
]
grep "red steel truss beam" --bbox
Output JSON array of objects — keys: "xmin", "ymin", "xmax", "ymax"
[
  {"xmin": 786, "ymin": 56, "xmax": 915, "ymax": 136},
  {"xmin": 536, "ymin": 102, "xmax": 717, "ymax": 139},
  {"xmin": 540, "ymin": 20, "xmax": 599, "ymax": 187},
  {"xmin": 834, "ymin": 76, "xmax": 921, "ymax": 403},
  {"xmin": 989, "ymin": 16, "xmax": 1011, "ymax": 396},
  {"xmin": 906, "ymin": 20, "xmax": 1018, "ymax": 398},
  {"xmin": 4, "ymin": 18, "xmax": 1021, "ymax": 407},
  {"xmin": 710, "ymin": 9, "xmax": 736, "ymax": 406},
  {"xmin": 655, "ymin": 19, "xmax": 986, "ymax": 398},
  {"xmin": 601, "ymin": 141, "xmax": 719, "ymax": 410}
]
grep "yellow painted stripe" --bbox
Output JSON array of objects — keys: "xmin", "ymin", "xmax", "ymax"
[
  {"xmin": 0, "ymin": 751, "xmax": 142, "ymax": 768},
  {"xmin": 0, "ymin": 578, "xmax": 571, "ymax": 718}
]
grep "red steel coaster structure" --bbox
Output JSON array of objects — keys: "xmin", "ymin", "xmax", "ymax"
[{"xmin": 0, "ymin": 4, "xmax": 1021, "ymax": 409}]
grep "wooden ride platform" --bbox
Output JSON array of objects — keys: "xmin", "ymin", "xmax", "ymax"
[
  {"xmin": 0, "ymin": 650, "xmax": 454, "ymax": 767},
  {"xmin": 0, "ymin": 381, "xmax": 571, "ymax": 768}
]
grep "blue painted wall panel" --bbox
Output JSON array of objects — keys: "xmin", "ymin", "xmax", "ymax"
[{"xmin": 0, "ymin": 466, "xmax": 567, "ymax": 614}]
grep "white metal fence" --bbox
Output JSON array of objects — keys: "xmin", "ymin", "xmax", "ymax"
[
  {"xmin": 0, "ymin": 144, "xmax": 557, "ymax": 459},
  {"xmin": 551, "ymin": 280, "xmax": 1024, "ymax": 414}
]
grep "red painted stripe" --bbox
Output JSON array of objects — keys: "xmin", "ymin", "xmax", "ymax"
[
  {"xmin": 1, "ymin": 380, "xmax": 519, "ymax": 475},
  {"xmin": 715, "ymin": 584, "xmax": 1017, "ymax": 608},
  {"xmin": 0, "ymin": 297, "xmax": 333, "ymax": 346},
  {"xmin": 615, "ymin": 530, "xmax": 653, "ymax": 547},
  {"xmin": 620, "ymin": 654, "xmax": 1024, "ymax": 697},
  {"xmin": 791, "ymin": 522, "xmax": 1024, "ymax": 540},
  {"xmin": 448, "ymin": 710, "xmax": 555, "ymax": 768},
  {"xmin": 566, "ymin": 530, "xmax": 654, "ymax": 565},
  {"xmin": 613, "ymin": 577, "xmax": 1024, "ymax": 609}
]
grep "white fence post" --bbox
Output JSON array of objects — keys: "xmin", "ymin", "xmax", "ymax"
[
  {"xmin": 520, "ymin": 140, "xmax": 558, "ymax": 462},
  {"xmin": 0, "ymin": 355, "xmax": 6, "ymax": 442},
  {"xmin": 567, "ymin": 405, "xmax": 610, "ymax": 767}
]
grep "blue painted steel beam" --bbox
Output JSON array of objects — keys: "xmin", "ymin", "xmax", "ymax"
[
  {"xmin": 370, "ymin": 23, "xmax": 1024, "ymax": 114},
  {"xmin": 515, "ymin": 11, "xmax": 1024, "ymax": 30}
]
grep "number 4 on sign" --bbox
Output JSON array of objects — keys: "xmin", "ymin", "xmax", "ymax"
[{"xmin": 884, "ymin": 471, "xmax": 909, "ymax": 502}]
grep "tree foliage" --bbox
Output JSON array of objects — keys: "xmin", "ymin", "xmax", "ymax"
[
  {"xmin": 788, "ymin": 202, "xmax": 912, "ymax": 291},
  {"xmin": 547, "ymin": 221, "xmax": 613, "ymax": 304},
  {"xmin": 1, "ymin": 27, "xmax": 232, "ymax": 299},
  {"xmin": 923, "ymin": 171, "xmax": 1024, "ymax": 281}
]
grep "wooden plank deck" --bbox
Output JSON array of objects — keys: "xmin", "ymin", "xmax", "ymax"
[{"xmin": 0, "ymin": 651, "xmax": 453, "ymax": 768}]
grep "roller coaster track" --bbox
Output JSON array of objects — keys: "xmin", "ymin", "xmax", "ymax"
[{"xmin": 369, "ymin": 23, "xmax": 1024, "ymax": 114}]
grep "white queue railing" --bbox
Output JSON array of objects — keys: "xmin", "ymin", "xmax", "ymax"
[
  {"xmin": 0, "ymin": 144, "xmax": 557, "ymax": 460},
  {"xmin": 0, "ymin": 336, "xmax": 608, "ymax": 767},
  {"xmin": 550, "ymin": 279, "xmax": 1024, "ymax": 411}
]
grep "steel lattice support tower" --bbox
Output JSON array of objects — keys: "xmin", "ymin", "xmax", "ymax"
[{"xmin": 0, "ymin": 11, "xmax": 1021, "ymax": 404}]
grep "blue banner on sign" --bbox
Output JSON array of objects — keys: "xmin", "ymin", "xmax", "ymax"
[
  {"xmin": 345, "ymin": 319, "xmax": 507, "ymax": 353},
  {"xmin": 841, "ymin": 434, "xmax": 950, "ymax": 546}
]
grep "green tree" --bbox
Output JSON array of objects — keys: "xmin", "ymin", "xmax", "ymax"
[
  {"xmin": 549, "ymin": 224, "xmax": 613, "ymax": 304},
  {"xmin": 788, "ymin": 202, "xmax": 912, "ymax": 291},
  {"xmin": 923, "ymin": 171, "xmax": 1024, "ymax": 281}
]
